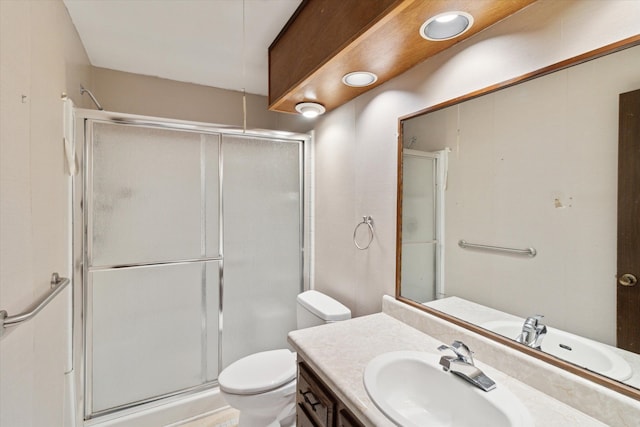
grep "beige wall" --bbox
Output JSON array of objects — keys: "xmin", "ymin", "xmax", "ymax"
[
  {"xmin": 91, "ymin": 67, "xmax": 311, "ymax": 133},
  {"xmin": 0, "ymin": 0, "xmax": 92, "ymax": 426},
  {"xmin": 312, "ymin": 0, "xmax": 640, "ymax": 318}
]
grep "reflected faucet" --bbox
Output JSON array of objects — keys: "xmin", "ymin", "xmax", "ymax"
[
  {"xmin": 438, "ymin": 340, "xmax": 496, "ymax": 392},
  {"xmin": 516, "ymin": 315, "xmax": 547, "ymax": 349}
]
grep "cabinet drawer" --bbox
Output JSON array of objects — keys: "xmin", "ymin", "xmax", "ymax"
[
  {"xmin": 297, "ymin": 402, "xmax": 318, "ymax": 427},
  {"xmin": 297, "ymin": 362, "xmax": 335, "ymax": 427}
]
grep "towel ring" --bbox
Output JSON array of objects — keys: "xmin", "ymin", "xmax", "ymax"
[{"xmin": 353, "ymin": 216, "xmax": 374, "ymax": 250}]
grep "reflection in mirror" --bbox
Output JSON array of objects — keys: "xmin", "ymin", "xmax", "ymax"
[
  {"xmin": 397, "ymin": 42, "xmax": 640, "ymax": 391},
  {"xmin": 401, "ymin": 149, "xmax": 447, "ymax": 302}
]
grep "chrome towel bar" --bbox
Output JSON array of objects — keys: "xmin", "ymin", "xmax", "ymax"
[
  {"xmin": 458, "ymin": 240, "xmax": 537, "ymax": 257},
  {"xmin": 0, "ymin": 273, "xmax": 70, "ymax": 336}
]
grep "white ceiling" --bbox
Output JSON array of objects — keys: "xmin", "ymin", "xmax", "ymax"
[{"xmin": 63, "ymin": 0, "xmax": 302, "ymax": 96}]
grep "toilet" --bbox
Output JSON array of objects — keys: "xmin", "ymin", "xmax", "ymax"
[{"xmin": 218, "ymin": 290, "xmax": 351, "ymax": 427}]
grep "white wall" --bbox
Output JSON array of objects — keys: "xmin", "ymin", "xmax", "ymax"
[
  {"xmin": 0, "ymin": 1, "xmax": 92, "ymax": 426},
  {"xmin": 312, "ymin": 0, "xmax": 640, "ymax": 318}
]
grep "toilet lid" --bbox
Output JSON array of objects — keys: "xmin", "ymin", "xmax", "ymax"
[
  {"xmin": 218, "ymin": 349, "xmax": 296, "ymax": 395},
  {"xmin": 297, "ymin": 290, "xmax": 351, "ymax": 321}
]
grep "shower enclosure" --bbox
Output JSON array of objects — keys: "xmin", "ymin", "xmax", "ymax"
[{"xmin": 72, "ymin": 111, "xmax": 306, "ymax": 421}]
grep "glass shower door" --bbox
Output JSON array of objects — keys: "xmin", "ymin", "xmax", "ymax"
[
  {"xmin": 82, "ymin": 120, "xmax": 304, "ymax": 419},
  {"xmin": 85, "ymin": 122, "xmax": 221, "ymax": 416},
  {"xmin": 221, "ymin": 135, "xmax": 302, "ymax": 367}
]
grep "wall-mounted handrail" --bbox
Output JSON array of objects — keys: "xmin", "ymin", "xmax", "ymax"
[
  {"xmin": 0, "ymin": 273, "xmax": 70, "ymax": 336},
  {"xmin": 458, "ymin": 240, "xmax": 537, "ymax": 257}
]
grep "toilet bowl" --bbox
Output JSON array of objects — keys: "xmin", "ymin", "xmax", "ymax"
[
  {"xmin": 219, "ymin": 349, "xmax": 297, "ymax": 427},
  {"xmin": 218, "ymin": 290, "xmax": 351, "ymax": 427}
]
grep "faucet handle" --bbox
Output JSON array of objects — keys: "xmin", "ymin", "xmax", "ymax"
[
  {"xmin": 526, "ymin": 314, "xmax": 544, "ymax": 326},
  {"xmin": 438, "ymin": 340, "xmax": 474, "ymax": 365},
  {"xmin": 532, "ymin": 324, "xmax": 547, "ymax": 349},
  {"xmin": 518, "ymin": 315, "xmax": 547, "ymax": 349}
]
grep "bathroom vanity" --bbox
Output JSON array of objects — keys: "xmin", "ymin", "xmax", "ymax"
[
  {"xmin": 288, "ymin": 297, "xmax": 639, "ymax": 426},
  {"xmin": 296, "ymin": 361, "xmax": 363, "ymax": 427}
]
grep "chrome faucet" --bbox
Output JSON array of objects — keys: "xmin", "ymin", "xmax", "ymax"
[
  {"xmin": 516, "ymin": 315, "xmax": 547, "ymax": 349},
  {"xmin": 438, "ymin": 340, "xmax": 496, "ymax": 392}
]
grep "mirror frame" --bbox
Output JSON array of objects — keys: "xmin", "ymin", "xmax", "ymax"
[{"xmin": 395, "ymin": 34, "xmax": 640, "ymax": 401}]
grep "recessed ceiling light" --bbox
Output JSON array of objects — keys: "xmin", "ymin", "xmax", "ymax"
[
  {"xmin": 342, "ymin": 71, "xmax": 378, "ymax": 87},
  {"xmin": 295, "ymin": 102, "xmax": 326, "ymax": 118},
  {"xmin": 420, "ymin": 11, "xmax": 473, "ymax": 41},
  {"xmin": 435, "ymin": 13, "xmax": 458, "ymax": 23}
]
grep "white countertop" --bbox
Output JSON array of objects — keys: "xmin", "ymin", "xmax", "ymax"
[{"xmin": 288, "ymin": 313, "xmax": 606, "ymax": 426}]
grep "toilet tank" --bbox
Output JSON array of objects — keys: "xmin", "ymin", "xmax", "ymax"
[{"xmin": 296, "ymin": 290, "xmax": 351, "ymax": 329}]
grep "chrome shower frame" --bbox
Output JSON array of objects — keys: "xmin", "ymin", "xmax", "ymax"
[{"xmin": 71, "ymin": 109, "xmax": 309, "ymax": 423}]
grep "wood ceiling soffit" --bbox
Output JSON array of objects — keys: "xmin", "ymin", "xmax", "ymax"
[{"xmin": 268, "ymin": 0, "xmax": 537, "ymax": 114}]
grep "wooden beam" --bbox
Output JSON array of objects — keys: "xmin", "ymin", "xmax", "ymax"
[{"xmin": 268, "ymin": 0, "xmax": 537, "ymax": 114}]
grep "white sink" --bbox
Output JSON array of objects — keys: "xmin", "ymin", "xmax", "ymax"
[
  {"xmin": 482, "ymin": 320, "xmax": 632, "ymax": 381},
  {"xmin": 363, "ymin": 351, "xmax": 534, "ymax": 427}
]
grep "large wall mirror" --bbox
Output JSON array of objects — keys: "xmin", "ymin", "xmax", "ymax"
[{"xmin": 396, "ymin": 37, "xmax": 640, "ymax": 399}]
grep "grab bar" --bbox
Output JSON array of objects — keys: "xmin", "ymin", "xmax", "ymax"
[
  {"xmin": 458, "ymin": 240, "xmax": 537, "ymax": 257},
  {"xmin": 0, "ymin": 273, "xmax": 70, "ymax": 336}
]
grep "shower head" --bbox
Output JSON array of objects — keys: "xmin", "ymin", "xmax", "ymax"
[{"xmin": 80, "ymin": 84, "xmax": 104, "ymax": 111}]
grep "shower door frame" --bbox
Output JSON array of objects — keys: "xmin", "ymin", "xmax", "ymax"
[{"xmin": 72, "ymin": 109, "xmax": 309, "ymax": 423}]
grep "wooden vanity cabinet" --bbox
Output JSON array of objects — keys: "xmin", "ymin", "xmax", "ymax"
[
  {"xmin": 297, "ymin": 361, "xmax": 365, "ymax": 427},
  {"xmin": 336, "ymin": 408, "xmax": 364, "ymax": 427}
]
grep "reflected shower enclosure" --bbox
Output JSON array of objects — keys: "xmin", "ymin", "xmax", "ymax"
[
  {"xmin": 400, "ymin": 149, "xmax": 446, "ymax": 303},
  {"xmin": 74, "ymin": 114, "xmax": 304, "ymax": 420}
]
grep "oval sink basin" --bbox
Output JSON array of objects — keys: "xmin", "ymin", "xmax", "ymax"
[
  {"xmin": 482, "ymin": 320, "xmax": 632, "ymax": 382},
  {"xmin": 363, "ymin": 351, "xmax": 534, "ymax": 427}
]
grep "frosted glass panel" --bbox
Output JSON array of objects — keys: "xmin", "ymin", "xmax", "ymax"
[
  {"xmin": 90, "ymin": 262, "xmax": 218, "ymax": 412},
  {"xmin": 402, "ymin": 155, "xmax": 436, "ymax": 242},
  {"xmin": 91, "ymin": 123, "xmax": 221, "ymax": 266},
  {"xmin": 84, "ymin": 121, "xmax": 300, "ymax": 416},
  {"xmin": 221, "ymin": 135, "xmax": 301, "ymax": 367},
  {"xmin": 204, "ymin": 135, "xmax": 221, "ymax": 257},
  {"xmin": 401, "ymin": 243, "xmax": 436, "ymax": 302}
]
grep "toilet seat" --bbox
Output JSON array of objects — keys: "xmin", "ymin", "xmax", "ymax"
[{"xmin": 218, "ymin": 349, "xmax": 296, "ymax": 395}]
